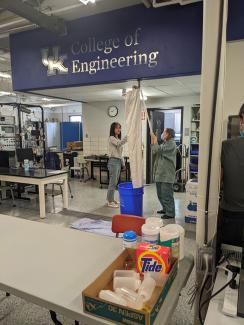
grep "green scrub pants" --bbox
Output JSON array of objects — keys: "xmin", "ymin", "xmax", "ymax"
[{"xmin": 156, "ymin": 182, "xmax": 175, "ymax": 217}]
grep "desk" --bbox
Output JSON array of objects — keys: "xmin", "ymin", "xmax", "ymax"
[
  {"xmin": 0, "ymin": 168, "xmax": 68, "ymax": 219},
  {"xmin": 85, "ymin": 156, "xmax": 131, "ymax": 186},
  {"xmin": 85, "ymin": 158, "xmax": 99, "ymax": 180},
  {"xmin": 0, "ymin": 215, "xmax": 194, "ymax": 325},
  {"xmin": 205, "ymin": 269, "xmax": 243, "ymax": 324}
]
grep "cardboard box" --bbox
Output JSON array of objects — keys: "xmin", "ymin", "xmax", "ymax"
[
  {"xmin": 66, "ymin": 141, "xmax": 83, "ymax": 151},
  {"xmin": 82, "ymin": 249, "xmax": 178, "ymax": 325}
]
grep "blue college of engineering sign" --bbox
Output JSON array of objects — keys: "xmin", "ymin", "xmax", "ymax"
[{"xmin": 10, "ymin": 3, "xmax": 203, "ymax": 92}]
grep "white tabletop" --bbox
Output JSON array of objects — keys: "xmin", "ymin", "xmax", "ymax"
[
  {"xmin": 0, "ymin": 214, "xmax": 122, "ymax": 324},
  {"xmin": 205, "ymin": 268, "xmax": 243, "ymax": 325},
  {"xmin": 0, "ymin": 214, "xmax": 194, "ymax": 324}
]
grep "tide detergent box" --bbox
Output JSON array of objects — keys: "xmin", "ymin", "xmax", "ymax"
[{"xmin": 136, "ymin": 243, "xmax": 171, "ymax": 274}]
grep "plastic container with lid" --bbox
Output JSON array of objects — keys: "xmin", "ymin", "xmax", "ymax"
[
  {"xmin": 138, "ymin": 275, "xmax": 156, "ymax": 302},
  {"xmin": 113, "ymin": 276, "xmax": 141, "ymax": 291},
  {"xmin": 141, "ymin": 224, "xmax": 160, "ymax": 244},
  {"xmin": 114, "ymin": 270, "xmax": 140, "ymax": 279},
  {"xmin": 23, "ymin": 159, "xmax": 30, "ymax": 171},
  {"xmin": 146, "ymin": 217, "xmax": 164, "ymax": 228},
  {"xmin": 115, "ymin": 288, "xmax": 144, "ymax": 310},
  {"xmin": 99, "ymin": 290, "xmax": 127, "ymax": 306},
  {"xmin": 123, "ymin": 231, "xmax": 137, "ymax": 249},
  {"xmin": 164, "ymin": 224, "xmax": 185, "ymax": 260},
  {"xmin": 160, "ymin": 227, "xmax": 179, "ymax": 259}
]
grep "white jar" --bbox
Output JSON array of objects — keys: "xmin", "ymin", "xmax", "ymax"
[
  {"xmin": 141, "ymin": 224, "xmax": 160, "ymax": 244},
  {"xmin": 146, "ymin": 217, "xmax": 163, "ymax": 228}
]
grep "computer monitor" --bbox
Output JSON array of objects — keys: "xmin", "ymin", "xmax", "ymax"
[
  {"xmin": 16, "ymin": 148, "xmax": 34, "ymax": 163},
  {"xmin": 0, "ymin": 151, "xmax": 10, "ymax": 167}
]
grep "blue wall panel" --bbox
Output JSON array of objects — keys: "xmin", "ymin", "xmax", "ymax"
[
  {"xmin": 60, "ymin": 122, "xmax": 82, "ymax": 150},
  {"xmin": 10, "ymin": 3, "xmax": 203, "ymax": 91}
]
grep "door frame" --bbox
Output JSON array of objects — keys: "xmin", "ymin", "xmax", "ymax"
[{"xmin": 146, "ymin": 107, "xmax": 184, "ymax": 184}]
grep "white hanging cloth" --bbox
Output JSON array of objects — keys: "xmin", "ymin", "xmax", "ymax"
[{"xmin": 125, "ymin": 88, "xmax": 143, "ymax": 188}]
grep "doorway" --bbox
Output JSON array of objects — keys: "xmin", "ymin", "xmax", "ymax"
[{"xmin": 146, "ymin": 107, "xmax": 183, "ymax": 184}]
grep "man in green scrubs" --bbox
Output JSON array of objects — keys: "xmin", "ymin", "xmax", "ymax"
[{"xmin": 151, "ymin": 128, "xmax": 177, "ymax": 219}]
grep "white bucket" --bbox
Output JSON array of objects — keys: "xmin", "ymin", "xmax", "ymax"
[
  {"xmin": 160, "ymin": 228, "xmax": 180, "ymax": 259},
  {"xmin": 141, "ymin": 224, "xmax": 160, "ymax": 244},
  {"xmin": 146, "ymin": 217, "xmax": 163, "ymax": 228},
  {"xmin": 164, "ymin": 224, "xmax": 185, "ymax": 260}
]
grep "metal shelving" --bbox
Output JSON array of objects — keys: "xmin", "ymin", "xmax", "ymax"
[{"xmin": 189, "ymin": 104, "xmax": 200, "ymax": 179}]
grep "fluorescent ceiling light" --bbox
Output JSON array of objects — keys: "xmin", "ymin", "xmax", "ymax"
[
  {"xmin": 0, "ymin": 72, "xmax": 11, "ymax": 79},
  {"xmin": 42, "ymin": 103, "xmax": 63, "ymax": 108},
  {"xmin": 42, "ymin": 97, "xmax": 53, "ymax": 102},
  {"xmin": 79, "ymin": 0, "xmax": 96, "ymax": 5}
]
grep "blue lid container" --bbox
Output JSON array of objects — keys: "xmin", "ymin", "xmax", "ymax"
[{"xmin": 123, "ymin": 231, "xmax": 137, "ymax": 242}]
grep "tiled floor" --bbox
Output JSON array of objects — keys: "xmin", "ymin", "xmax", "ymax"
[{"xmin": 0, "ymin": 179, "xmax": 196, "ymax": 325}]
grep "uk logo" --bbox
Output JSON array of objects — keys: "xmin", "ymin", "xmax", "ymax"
[{"xmin": 41, "ymin": 46, "xmax": 68, "ymax": 76}]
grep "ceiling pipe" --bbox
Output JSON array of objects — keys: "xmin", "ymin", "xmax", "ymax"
[
  {"xmin": 0, "ymin": 0, "xmax": 67, "ymax": 35},
  {"xmin": 0, "ymin": 3, "xmax": 84, "ymax": 31}
]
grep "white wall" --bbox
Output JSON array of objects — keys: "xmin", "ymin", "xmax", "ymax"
[
  {"xmin": 44, "ymin": 104, "xmax": 82, "ymax": 122},
  {"xmin": 83, "ymin": 95, "xmax": 200, "ymax": 144},
  {"xmin": 82, "ymin": 100, "xmax": 127, "ymax": 156},
  {"xmin": 83, "ymin": 101, "xmax": 126, "ymax": 138}
]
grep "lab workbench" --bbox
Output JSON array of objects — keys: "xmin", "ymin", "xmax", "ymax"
[
  {"xmin": 0, "ymin": 214, "xmax": 194, "ymax": 325},
  {"xmin": 0, "ymin": 168, "xmax": 68, "ymax": 218}
]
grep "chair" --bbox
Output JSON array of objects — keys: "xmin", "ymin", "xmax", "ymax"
[
  {"xmin": 112, "ymin": 214, "xmax": 146, "ymax": 238},
  {"xmin": 70, "ymin": 155, "xmax": 89, "ymax": 182},
  {"xmin": 0, "ymin": 184, "xmax": 16, "ymax": 207},
  {"xmin": 45, "ymin": 152, "xmax": 73, "ymax": 199}
]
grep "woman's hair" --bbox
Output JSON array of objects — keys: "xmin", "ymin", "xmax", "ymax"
[
  {"xmin": 110, "ymin": 122, "xmax": 121, "ymax": 139},
  {"xmin": 165, "ymin": 128, "xmax": 175, "ymax": 138},
  {"xmin": 239, "ymin": 104, "xmax": 244, "ymax": 121}
]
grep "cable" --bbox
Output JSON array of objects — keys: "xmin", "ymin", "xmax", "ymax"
[{"xmin": 198, "ymin": 269, "xmax": 238, "ymax": 325}]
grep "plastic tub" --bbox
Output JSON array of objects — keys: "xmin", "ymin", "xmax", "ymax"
[
  {"xmin": 118, "ymin": 182, "xmax": 144, "ymax": 217},
  {"xmin": 160, "ymin": 228, "xmax": 180, "ymax": 259},
  {"xmin": 141, "ymin": 224, "xmax": 160, "ymax": 244},
  {"xmin": 164, "ymin": 224, "xmax": 185, "ymax": 260},
  {"xmin": 146, "ymin": 217, "xmax": 163, "ymax": 228}
]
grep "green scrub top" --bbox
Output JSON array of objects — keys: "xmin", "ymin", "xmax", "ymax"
[{"xmin": 152, "ymin": 138, "xmax": 177, "ymax": 183}]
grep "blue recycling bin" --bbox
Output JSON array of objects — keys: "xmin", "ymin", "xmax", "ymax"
[{"xmin": 118, "ymin": 182, "xmax": 144, "ymax": 217}]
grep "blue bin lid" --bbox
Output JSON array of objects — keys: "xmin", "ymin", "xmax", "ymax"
[{"xmin": 123, "ymin": 231, "xmax": 137, "ymax": 241}]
